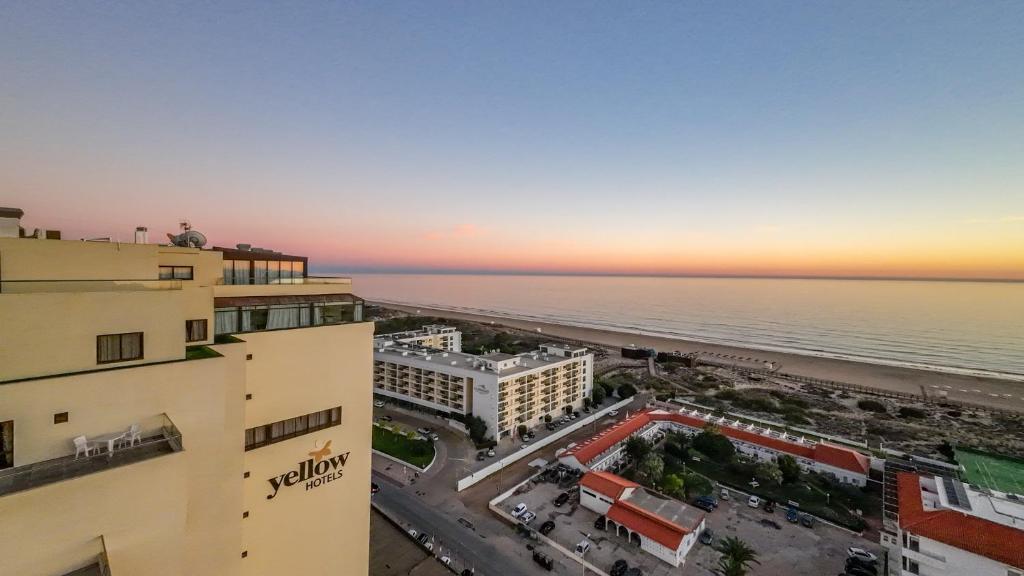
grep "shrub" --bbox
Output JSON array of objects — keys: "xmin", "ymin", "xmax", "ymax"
[
  {"xmin": 466, "ymin": 414, "xmax": 489, "ymax": 444},
  {"xmin": 777, "ymin": 454, "xmax": 801, "ymax": 484},
  {"xmin": 592, "ymin": 384, "xmax": 607, "ymax": 405},
  {"xmin": 617, "ymin": 383, "xmax": 638, "ymax": 398},
  {"xmin": 693, "ymin": 427, "xmax": 736, "ymax": 462},
  {"xmin": 857, "ymin": 399, "xmax": 887, "ymax": 413},
  {"xmin": 899, "ymin": 406, "xmax": 926, "ymax": 419}
]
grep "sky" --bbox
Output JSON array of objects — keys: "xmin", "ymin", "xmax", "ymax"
[{"xmin": 1, "ymin": 2, "xmax": 1022, "ymax": 280}]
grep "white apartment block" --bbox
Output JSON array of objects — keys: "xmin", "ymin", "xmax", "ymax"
[
  {"xmin": 372, "ymin": 330, "xmax": 592, "ymax": 440},
  {"xmin": 882, "ymin": 473, "xmax": 1024, "ymax": 576},
  {"xmin": 374, "ymin": 324, "xmax": 461, "ymax": 352}
]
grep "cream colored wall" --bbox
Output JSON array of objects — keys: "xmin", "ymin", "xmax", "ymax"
[
  {"xmin": 239, "ymin": 322, "xmax": 373, "ymax": 576},
  {"xmin": 157, "ymin": 247, "xmax": 223, "ymax": 286},
  {"xmin": 0, "ymin": 289, "xmax": 198, "ymax": 381},
  {"xmin": 0, "ymin": 238, "xmax": 159, "ymax": 280},
  {"xmin": 0, "ymin": 350, "xmax": 245, "ymax": 576}
]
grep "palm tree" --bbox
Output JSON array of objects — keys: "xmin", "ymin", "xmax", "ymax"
[{"xmin": 714, "ymin": 536, "xmax": 759, "ymax": 576}]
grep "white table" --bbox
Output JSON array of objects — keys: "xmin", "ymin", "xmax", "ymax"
[{"xmin": 91, "ymin": 431, "xmax": 127, "ymax": 456}]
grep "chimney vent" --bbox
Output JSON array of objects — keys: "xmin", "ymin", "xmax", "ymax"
[{"xmin": 134, "ymin": 226, "xmax": 148, "ymax": 244}]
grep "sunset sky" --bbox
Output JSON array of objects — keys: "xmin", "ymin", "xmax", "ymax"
[{"xmin": 2, "ymin": 2, "xmax": 1021, "ymax": 280}]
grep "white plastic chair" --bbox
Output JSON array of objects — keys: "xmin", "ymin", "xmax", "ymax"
[
  {"xmin": 121, "ymin": 424, "xmax": 141, "ymax": 448},
  {"xmin": 73, "ymin": 435, "xmax": 95, "ymax": 459}
]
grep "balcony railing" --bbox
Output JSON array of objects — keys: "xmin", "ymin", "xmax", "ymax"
[
  {"xmin": 214, "ymin": 276, "xmax": 351, "ymax": 286},
  {"xmin": 0, "ymin": 279, "xmax": 182, "ymax": 294},
  {"xmin": 0, "ymin": 414, "xmax": 182, "ymax": 497}
]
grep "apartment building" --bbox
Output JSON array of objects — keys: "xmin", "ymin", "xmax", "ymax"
[
  {"xmin": 0, "ymin": 210, "xmax": 373, "ymax": 576},
  {"xmin": 373, "ymin": 332, "xmax": 592, "ymax": 440},
  {"xmin": 881, "ymin": 473, "xmax": 1024, "ymax": 576},
  {"xmin": 559, "ymin": 408, "xmax": 872, "ymax": 486},
  {"xmin": 374, "ymin": 324, "xmax": 462, "ymax": 352}
]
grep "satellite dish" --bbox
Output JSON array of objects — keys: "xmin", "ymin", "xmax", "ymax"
[{"xmin": 167, "ymin": 220, "xmax": 207, "ymax": 248}]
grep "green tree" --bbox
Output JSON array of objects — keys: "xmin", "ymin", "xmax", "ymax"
[
  {"xmin": 591, "ymin": 384, "xmax": 606, "ymax": 405},
  {"xmin": 756, "ymin": 461, "xmax": 783, "ymax": 485},
  {"xmin": 636, "ymin": 453, "xmax": 665, "ymax": 486},
  {"xmin": 517, "ymin": 424, "xmax": 528, "ymax": 439},
  {"xmin": 544, "ymin": 414, "xmax": 552, "ymax": 423},
  {"xmin": 625, "ymin": 436, "xmax": 651, "ymax": 462},
  {"xmin": 466, "ymin": 414, "xmax": 489, "ymax": 444},
  {"xmin": 777, "ymin": 454, "xmax": 801, "ymax": 484},
  {"xmin": 617, "ymin": 383, "xmax": 638, "ymax": 398},
  {"xmin": 692, "ymin": 426, "xmax": 736, "ymax": 462},
  {"xmin": 583, "ymin": 397, "xmax": 593, "ymax": 409},
  {"xmin": 683, "ymin": 473, "xmax": 713, "ymax": 498},
  {"xmin": 715, "ymin": 537, "xmax": 759, "ymax": 576},
  {"xmin": 661, "ymin": 473, "xmax": 684, "ymax": 497}
]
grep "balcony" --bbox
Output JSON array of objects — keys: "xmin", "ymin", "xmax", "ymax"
[
  {"xmin": 0, "ymin": 414, "xmax": 181, "ymax": 497},
  {"xmin": 0, "ymin": 279, "xmax": 181, "ymax": 294},
  {"xmin": 63, "ymin": 536, "xmax": 111, "ymax": 576}
]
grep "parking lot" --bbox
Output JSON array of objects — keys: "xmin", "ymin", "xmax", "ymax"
[{"xmin": 500, "ymin": 467, "xmax": 878, "ymax": 576}]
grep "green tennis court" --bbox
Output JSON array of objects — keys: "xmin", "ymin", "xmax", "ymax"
[{"xmin": 955, "ymin": 448, "xmax": 1024, "ymax": 494}]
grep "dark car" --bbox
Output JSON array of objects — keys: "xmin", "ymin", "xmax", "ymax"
[
  {"xmin": 693, "ymin": 496, "xmax": 717, "ymax": 512},
  {"xmin": 594, "ymin": 516, "xmax": 606, "ymax": 529},
  {"xmin": 700, "ymin": 528, "xmax": 714, "ymax": 545},
  {"xmin": 800, "ymin": 513, "xmax": 815, "ymax": 528},
  {"xmin": 554, "ymin": 492, "xmax": 570, "ymax": 507},
  {"xmin": 416, "ymin": 533, "xmax": 429, "ymax": 544},
  {"xmin": 378, "ymin": 415, "xmax": 393, "ymax": 422},
  {"xmin": 610, "ymin": 559, "xmax": 628, "ymax": 576},
  {"xmin": 846, "ymin": 567, "xmax": 877, "ymax": 576},
  {"xmin": 546, "ymin": 423, "xmax": 557, "ymax": 431},
  {"xmin": 476, "ymin": 451, "xmax": 486, "ymax": 461},
  {"xmin": 786, "ymin": 507, "xmax": 800, "ymax": 523},
  {"xmin": 846, "ymin": 559, "xmax": 878, "ymax": 575},
  {"xmin": 539, "ymin": 520, "xmax": 556, "ymax": 535},
  {"xmin": 371, "ymin": 482, "xmax": 380, "ymax": 495},
  {"xmin": 532, "ymin": 551, "xmax": 554, "ymax": 571},
  {"xmin": 764, "ymin": 499, "xmax": 776, "ymax": 513}
]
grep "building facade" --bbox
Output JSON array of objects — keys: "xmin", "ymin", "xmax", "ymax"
[
  {"xmin": 559, "ymin": 408, "xmax": 871, "ymax": 486},
  {"xmin": 374, "ymin": 324, "xmax": 462, "ymax": 352},
  {"xmin": 0, "ymin": 211, "xmax": 373, "ymax": 576},
  {"xmin": 373, "ymin": 332, "xmax": 592, "ymax": 440},
  {"xmin": 881, "ymin": 473, "xmax": 1024, "ymax": 576}
]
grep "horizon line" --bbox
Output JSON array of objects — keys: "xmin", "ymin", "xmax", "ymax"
[{"xmin": 311, "ymin": 268, "xmax": 1024, "ymax": 284}]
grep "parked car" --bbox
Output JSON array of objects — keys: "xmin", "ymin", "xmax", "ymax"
[
  {"xmin": 476, "ymin": 451, "xmax": 486, "ymax": 461},
  {"xmin": 608, "ymin": 410, "xmax": 619, "ymax": 416},
  {"xmin": 574, "ymin": 540, "xmax": 591, "ymax": 556},
  {"xmin": 720, "ymin": 488, "xmax": 730, "ymax": 500},
  {"xmin": 379, "ymin": 415, "xmax": 393, "ymax": 422},
  {"xmin": 610, "ymin": 559, "xmax": 629, "ymax": 576},
  {"xmin": 700, "ymin": 528, "xmax": 714, "ymax": 545},
  {"xmin": 440, "ymin": 556, "xmax": 451, "ymax": 566},
  {"xmin": 527, "ymin": 431, "xmax": 536, "ymax": 439},
  {"xmin": 800, "ymin": 513, "xmax": 815, "ymax": 528},
  {"xmin": 486, "ymin": 448, "xmax": 495, "ymax": 457},
  {"xmin": 371, "ymin": 482, "xmax": 380, "ymax": 495},
  {"xmin": 429, "ymin": 433, "xmax": 439, "ymax": 441},
  {"xmin": 594, "ymin": 515, "xmax": 606, "ymax": 529},
  {"xmin": 416, "ymin": 533, "xmax": 429, "ymax": 545},
  {"xmin": 786, "ymin": 507, "xmax": 799, "ymax": 523},
  {"xmin": 763, "ymin": 499, "xmax": 775, "ymax": 513},
  {"xmin": 554, "ymin": 492, "xmax": 570, "ymax": 507},
  {"xmin": 747, "ymin": 495, "xmax": 761, "ymax": 508},
  {"xmin": 546, "ymin": 423, "xmax": 557, "ymax": 431},
  {"xmin": 846, "ymin": 559, "xmax": 878, "ymax": 576},
  {"xmin": 847, "ymin": 548, "xmax": 878, "ymax": 563},
  {"xmin": 373, "ymin": 400, "xmax": 385, "ymax": 408},
  {"xmin": 532, "ymin": 551, "xmax": 554, "ymax": 571},
  {"xmin": 511, "ymin": 503, "xmax": 527, "ymax": 518},
  {"xmin": 539, "ymin": 520, "xmax": 556, "ymax": 535},
  {"xmin": 407, "ymin": 528, "xmax": 417, "ymax": 538},
  {"xmin": 521, "ymin": 511, "xmax": 537, "ymax": 524},
  {"xmin": 693, "ymin": 496, "xmax": 717, "ymax": 512}
]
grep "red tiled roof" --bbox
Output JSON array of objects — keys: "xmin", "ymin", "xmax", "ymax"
[
  {"xmin": 561, "ymin": 411, "xmax": 654, "ymax": 464},
  {"xmin": 813, "ymin": 442, "xmax": 870, "ymax": 476},
  {"xmin": 560, "ymin": 409, "xmax": 870, "ymax": 476},
  {"xmin": 607, "ymin": 500, "xmax": 696, "ymax": 550},
  {"xmin": 580, "ymin": 471, "xmax": 640, "ymax": 500},
  {"xmin": 898, "ymin": 473, "xmax": 1024, "ymax": 570}
]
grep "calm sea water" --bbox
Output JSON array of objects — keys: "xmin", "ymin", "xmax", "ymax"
[{"xmin": 349, "ymin": 274, "xmax": 1024, "ymax": 381}]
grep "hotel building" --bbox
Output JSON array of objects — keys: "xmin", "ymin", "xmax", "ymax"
[
  {"xmin": 882, "ymin": 473, "xmax": 1024, "ymax": 576},
  {"xmin": 373, "ymin": 332, "xmax": 592, "ymax": 440},
  {"xmin": 0, "ymin": 209, "xmax": 373, "ymax": 576},
  {"xmin": 373, "ymin": 324, "xmax": 462, "ymax": 353},
  {"xmin": 559, "ymin": 408, "xmax": 871, "ymax": 486}
]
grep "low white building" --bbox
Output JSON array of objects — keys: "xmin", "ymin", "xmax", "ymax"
[
  {"xmin": 374, "ymin": 324, "xmax": 462, "ymax": 352},
  {"xmin": 882, "ymin": 472, "xmax": 1024, "ymax": 576},
  {"xmin": 373, "ymin": 329, "xmax": 592, "ymax": 440},
  {"xmin": 580, "ymin": 471, "xmax": 705, "ymax": 567},
  {"xmin": 559, "ymin": 408, "xmax": 871, "ymax": 486}
]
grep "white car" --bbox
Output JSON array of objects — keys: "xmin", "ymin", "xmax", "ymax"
[
  {"xmin": 440, "ymin": 556, "xmax": 451, "ymax": 566},
  {"xmin": 847, "ymin": 547, "xmax": 878, "ymax": 563},
  {"xmin": 608, "ymin": 410, "xmax": 619, "ymax": 417},
  {"xmin": 407, "ymin": 529, "xmax": 418, "ymax": 538},
  {"xmin": 521, "ymin": 511, "xmax": 537, "ymax": 524},
  {"xmin": 574, "ymin": 540, "xmax": 591, "ymax": 556},
  {"xmin": 373, "ymin": 400, "xmax": 385, "ymax": 408},
  {"xmin": 511, "ymin": 503, "xmax": 527, "ymax": 518},
  {"xmin": 747, "ymin": 495, "xmax": 761, "ymax": 508}
]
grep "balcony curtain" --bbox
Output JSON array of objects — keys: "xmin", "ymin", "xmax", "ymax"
[
  {"xmin": 266, "ymin": 305, "xmax": 300, "ymax": 330},
  {"xmin": 215, "ymin": 310, "xmax": 237, "ymax": 335}
]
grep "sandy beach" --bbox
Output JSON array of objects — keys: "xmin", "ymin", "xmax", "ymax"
[{"xmin": 376, "ymin": 302, "xmax": 1024, "ymax": 413}]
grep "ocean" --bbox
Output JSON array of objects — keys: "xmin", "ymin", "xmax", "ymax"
[{"xmin": 348, "ymin": 274, "xmax": 1024, "ymax": 381}]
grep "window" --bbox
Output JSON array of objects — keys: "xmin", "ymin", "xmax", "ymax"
[
  {"xmin": 215, "ymin": 309, "xmax": 239, "ymax": 334},
  {"xmin": 158, "ymin": 265, "xmax": 193, "ymax": 280},
  {"xmin": 244, "ymin": 407, "xmax": 342, "ymax": 451},
  {"xmin": 97, "ymin": 332, "xmax": 144, "ymax": 364},
  {"xmin": 186, "ymin": 319, "xmax": 208, "ymax": 342}
]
